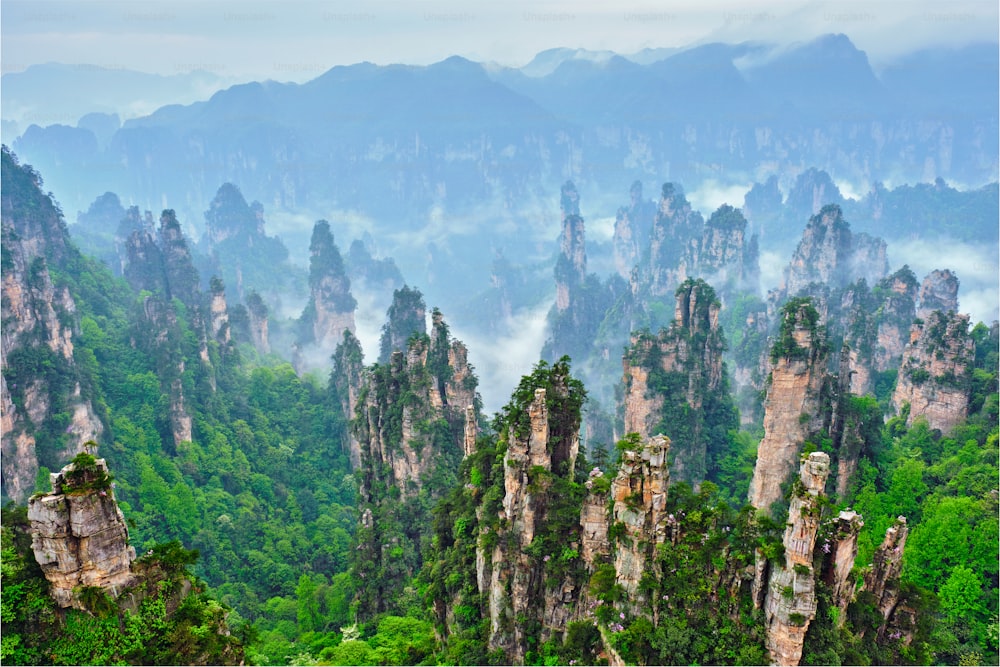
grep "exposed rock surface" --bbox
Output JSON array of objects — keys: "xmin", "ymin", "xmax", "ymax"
[
  {"xmin": 208, "ymin": 278, "xmax": 231, "ymax": 346},
  {"xmin": 611, "ymin": 434, "xmax": 670, "ymax": 606},
  {"xmin": 484, "ymin": 378, "xmax": 582, "ymax": 663},
  {"xmin": 331, "ymin": 331, "xmax": 365, "ymax": 469},
  {"xmin": 648, "ymin": 183, "xmax": 704, "ymax": 298},
  {"xmin": 891, "ymin": 310, "xmax": 974, "ymax": 433},
  {"xmin": 749, "ymin": 300, "xmax": 830, "ymax": 514},
  {"xmin": 27, "ymin": 458, "xmax": 136, "ymax": 609},
  {"xmin": 825, "ymin": 510, "xmax": 864, "ymax": 625},
  {"xmin": 353, "ymin": 310, "xmax": 480, "ymax": 617},
  {"xmin": 1, "ymin": 147, "xmax": 103, "ymax": 501},
  {"xmin": 378, "ymin": 286, "xmax": 426, "ymax": 362},
  {"xmin": 621, "ymin": 279, "xmax": 735, "ymax": 484},
  {"xmin": 556, "ymin": 181, "xmax": 587, "ymax": 311},
  {"xmin": 916, "ymin": 269, "xmax": 959, "ymax": 319},
  {"xmin": 863, "ymin": 517, "xmax": 909, "ymax": 637},
  {"xmin": 763, "ymin": 452, "xmax": 830, "ymax": 667},
  {"xmin": 612, "ymin": 180, "xmax": 656, "ymax": 280},
  {"xmin": 246, "ymin": 291, "xmax": 271, "ymax": 355}
]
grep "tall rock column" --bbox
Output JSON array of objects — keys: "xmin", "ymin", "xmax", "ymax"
[
  {"xmin": 302, "ymin": 220, "xmax": 356, "ymax": 357},
  {"xmin": 28, "ymin": 456, "xmax": 136, "ymax": 609},
  {"xmin": 891, "ymin": 310, "xmax": 974, "ymax": 433},
  {"xmin": 610, "ymin": 434, "xmax": 670, "ymax": 608},
  {"xmin": 620, "ymin": 279, "xmax": 736, "ymax": 485},
  {"xmin": 763, "ymin": 452, "xmax": 830, "ymax": 666},
  {"xmin": 749, "ymin": 299, "xmax": 830, "ymax": 514},
  {"xmin": 863, "ymin": 517, "xmax": 909, "ymax": 636}
]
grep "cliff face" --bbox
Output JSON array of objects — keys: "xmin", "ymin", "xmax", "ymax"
[
  {"xmin": 208, "ymin": 279, "xmax": 231, "ymax": 346},
  {"xmin": 621, "ymin": 279, "xmax": 736, "ymax": 484},
  {"xmin": 379, "ymin": 286, "xmax": 427, "ymax": 363},
  {"xmin": 27, "ymin": 457, "xmax": 136, "ymax": 609},
  {"xmin": 556, "ymin": 181, "xmax": 587, "ymax": 311},
  {"xmin": 873, "ymin": 267, "xmax": 920, "ymax": 372},
  {"xmin": 891, "ymin": 310, "xmax": 974, "ymax": 433},
  {"xmin": 483, "ymin": 370, "xmax": 583, "ymax": 663},
  {"xmin": 863, "ymin": 517, "xmax": 909, "ymax": 636},
  {"xmin": 352, "ymin": 310, "xmax": 480, "ymax": 618},
  {"xmin": 763, "ymin": 452, "xmax": 830, "ymax": 667},
  {"xmin": 332, "ymin": 331, "xmax": 366, "ymax": 469},
  {"xmin": 748, "ymin": 300, "xmax": 830, "ymax": 514},
  {"xmin": 1, "ymin": 147, "xmax": 103, "ymax": 502},
  {"xmin": 245, "ymin": 292, "xmax": 271, "ymax": 355},
  {"xmin": 610, "ymin": 434, "xmax": 670, "ymax": 607}
]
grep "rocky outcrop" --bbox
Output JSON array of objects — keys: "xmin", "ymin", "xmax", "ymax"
[
  {"xmin": 485, "ymin": 371, "xmax": 583, "ymax": 662},
  {"xmin": 580, "ymin": 468, "xmax": 610, "ymax": 565},
  {"xmin": 688, "ymin": 205, "xmax": 760, "ymax": 294},
  {"xmin": 749, "ymin": 299, "xmax": 830, "ymax": 514},
  {"xmin": 891, "ymin": 310, "xmax": 974, "ymax": 433},
  {"xmin": 332, "ymin": 331, "xmax": 366, "ymax": 469},
  {"xmin": 824, "ymin": 510, "xmax": 864, "ymax": 626},
  {"xmin": 379, "ymin": 286, "xmax": 426, "ymax": 363},
  {"xmin": 610, "ymin": 434, "xmax": 670, "ymax": 606},
  {"xmin": 648, "ymin": 183, "xmax": 704, "ymax": 298},
  {"xmin": 916, "ymin": 269, "xmax": 959, "ymax": 319},
  {"xmin": 772, "ymin": 205, "xmax": 888, "ymax": 311},
  {"xmin": 873, "ymin": 267, "xmax": 920, "ymax": 372},
  {"xmin": 763, "ymin": 452, "xmax": 830, "ymax": 666},
  {"xmin": 208, "ymin": 278, "xmax": 231, "ymax": 346},
  {"xmin": 353, "ymin": 309, "xmax": 480, "ymax": 618},
  {"xmin": 621, "ymin": 279, "xmax": 736, "ymax": 484},
  {"xmin": 302, "ymin": 220, "xmax": 356, "ymax": 354},
  {"xmin": 203, "ymin": 183, "xmax": 266, "ymax": 248},
  {"xmin": 27, "ymin": 457, "xmax": 136, "ymax": 609},
  {"xmin": 863, "ymin": 517, "xmax": 908, "ymax": 637},
  {"xmin": 245, "ymin": 291, "xmax": 271, "ymax": 355},
  {"xmin": 1, "ymin": 147, "xmax": 103, "ymax": 501}
]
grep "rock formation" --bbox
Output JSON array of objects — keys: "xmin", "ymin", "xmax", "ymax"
[
  {"xmin": 352, "ymin": 309, "xmax": 480, "ymax": 618},
  {"xmin": 763, "ymin": 452, "xmax": 830, "ymax": 666},
  {"xmin": 647, "ymin": 183, "xmax": 705, "ymax": 298},
  {"xmin": 872, "ymin": 267, "xmax": 920, "ymax": 372},
  {"xmin": 27, "ymin": 456, "xmax": 136, "ymax": 609},
  {"xmin": 301, "ymin": 220, "xmax": 356, "ymax": 355},
  {"xmin": 621, "ymin": 279, "xmax": 736, "ymax": 484},
  {"xmin": 331, "ymin": 331, "xmax": 366, "ymax": 469},
  {"xmin": 556, "ymin": 181, "xmax": 587, "ymax": 311},
  {"xmin": 863, "ymin": 517, "xmax": 909, "ymax": 638},
  {"xmin": 1, "ymin": 147, "xmax": 103, "ymax": 501},
  {"xmin": 483, "ymin": 367, "xmax": 583, "ymax": 662},
  {"xmin": 891, "ymin": 310, "xmax": 974, "ymax": 433},
  {"xmin": 916, "ymin": 269, "xmax": 959, "ymax": 319},
  {"xmin": 379, "ymin": 285, "xmax": 426, "ymax": 363},
  {"xmin": 771, "ymin": 204, "xmax": 888, "ymax": 311},
  {"xmin": 824, "ymin": 510, "xmax": 864, "ymax": 626},
  {"xmin": 245, "ymin": 291, "xmax": 271, "ymax": 355},
  {"xmin": 610, "ymin": 434, "xmax": 670, "ymax": 606},
  {"xmin": 748, "ymin": 299, "xmax": 830, "ymax": 514},
  {"xmin": 208, "ymin": 277, "xmax": 231, "ymax": 346},
  {"xmin": 612, "ymin": 180, "xmax": 656, "ymax": 280}
]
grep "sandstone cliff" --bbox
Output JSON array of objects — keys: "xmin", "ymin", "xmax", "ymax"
[
  {"xmin": 332, "ymin": 331, "xmax": 366, "ymax": 469},
  {"xmin": 891, "ymin": 310, "xmax": 974, "ymax": 433},
  {"xmin": 352, "ymin": 309, "xmax": 480, "ymax": 618},
  {"xmin": 27, "ymin": 456, "xmax": 136, "ymax": 609},
  {"xmin": 763, "ymin": 452, "xmax": 830, "ymax": 666},
  {"xmin": 245, "ymin": 291, "xmax": 271, "ymax": 355},
  {"xmin": 647, "ymin": 183, "xmax": 704, "ymax": 298},
  {"xmin": 1, "ymin": 147, "xmax": 104, "ymax": 502},
  {"xmin": 610, "ymin": 434, "xmax": 670, "ymax": 607},
  {"xmin": 748, "ymin": 299, "xmax": 830, "ymax": 514},
  {"xmin": 621, "ymin": 279, "xmax": 736, "ymax": 485}
]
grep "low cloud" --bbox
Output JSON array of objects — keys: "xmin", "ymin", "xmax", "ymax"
[
  {"xmin": 449, "ymin": 299, "xmax": 552, "ymax": 416},
  {"xmin": 687, "ymin": 179, "xmax": 752, "ymax": 216}
]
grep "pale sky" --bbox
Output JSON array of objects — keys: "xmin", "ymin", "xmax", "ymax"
[{"xmin": 3, "ymin": 0, "xmax": 997, "ymax": 81}]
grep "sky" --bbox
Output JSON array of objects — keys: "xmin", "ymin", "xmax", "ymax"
[{"xmin": 3, "ymin": 0, "xmax": 998, "ymax": 81}]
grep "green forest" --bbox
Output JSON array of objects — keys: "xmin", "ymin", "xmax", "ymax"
[{"xmin": 1, "ymin": 144, "xmax": 998, "ymax": 666}]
